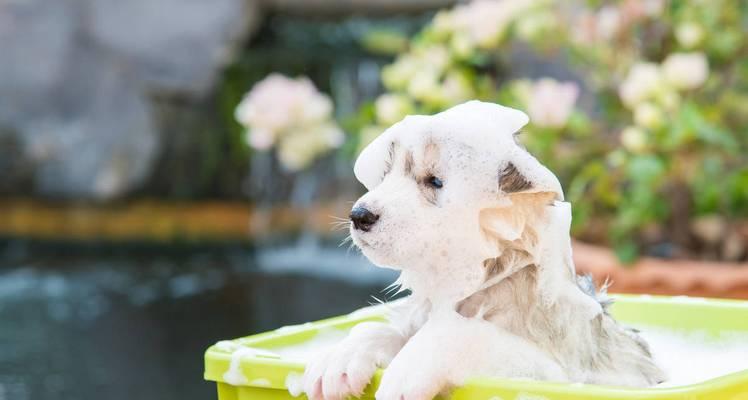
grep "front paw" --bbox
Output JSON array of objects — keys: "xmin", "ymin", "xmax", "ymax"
[
  {"xmin": 374, "ymin": 358, "xmax": 443, "ymax": 400},
  {"xmin": 303, "ymin": 344, "xmax": 379, "ymax": 400}
]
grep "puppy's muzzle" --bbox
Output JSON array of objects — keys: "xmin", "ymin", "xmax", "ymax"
[{"xmin": 350, "ymin": 206, "xmax": 379, "ymax": 232}]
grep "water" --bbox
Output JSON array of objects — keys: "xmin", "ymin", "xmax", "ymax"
[{"xmin": 0, "ymin": 240, "xmax": 396, "ymax": 400}]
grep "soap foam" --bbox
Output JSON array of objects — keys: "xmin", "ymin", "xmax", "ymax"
[
  {"xmin": 270, "ymin": 328, "xmax": 348, "ymax": 361},
  {"xmin": 636, "ymin": 326, "xmax": 748, "ymax": 387},
  {"xmin": 285, "ymin": 371, "xmax": 304, "ymax": 397}
]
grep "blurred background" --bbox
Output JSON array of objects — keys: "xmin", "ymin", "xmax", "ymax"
[{"xmin": 0, "ymin": 0, "xmax": 746, "ymax": 399}]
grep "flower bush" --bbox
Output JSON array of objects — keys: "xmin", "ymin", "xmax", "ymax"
[
  {"xmin": 237, "ymin": 0, "xmax": 748, "ymax": 262},
  {"xmin": 358, "ymin": 0, "xmax": 748, "ymax": 262}
]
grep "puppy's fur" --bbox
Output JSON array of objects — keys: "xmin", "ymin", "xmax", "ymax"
[{"xmin": 303, "ymin": 101, "xmax": 665, "ymax": 400}]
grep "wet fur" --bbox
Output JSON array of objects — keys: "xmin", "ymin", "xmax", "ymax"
[{"xmin": 468, "ymin": 194, "xmax": 663, "ymax": 385}]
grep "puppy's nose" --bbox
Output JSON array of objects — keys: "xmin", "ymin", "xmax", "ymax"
[{"xmin": 349, "ymin": 206, "xmax": 379, "ymax": 232}]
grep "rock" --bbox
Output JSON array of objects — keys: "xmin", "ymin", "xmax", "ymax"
[
  {"xmin": 0, "ymin": 0, "xmax": 260, "ymax": 199},
  {"xmin": 87, "ymin": 0, "xmax": 259, "ymax": 94}
]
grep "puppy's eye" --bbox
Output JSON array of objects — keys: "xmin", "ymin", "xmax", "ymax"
[{"xmin": 425, "ymin": 175, "xmax": 443, "ymax": 189}]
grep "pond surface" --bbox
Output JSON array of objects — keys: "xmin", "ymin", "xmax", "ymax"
[{"xmin": 0, "ymin": 240, "xmax": 396, "ymax": 400}]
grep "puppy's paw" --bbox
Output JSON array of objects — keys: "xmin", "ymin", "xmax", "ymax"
[
  {"xmin": 374, "ymin": 357, "xmax": 443, "ymax": 400},
  {"xmin": 302, "ymin": 345, "xmax": 379, "ymax": 400},
  {"xmin": 375, "ymin": 378, "xmax": 440, "ymax": 400}
]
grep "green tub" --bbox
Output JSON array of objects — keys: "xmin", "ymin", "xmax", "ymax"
[{"xmin": 204, "ymin": 295, "xmax": 748, "ymax": 400}]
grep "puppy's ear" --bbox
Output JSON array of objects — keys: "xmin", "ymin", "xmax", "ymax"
[
  {"xmin": 499, "ymin": 149, "xmax": 564, "ymax": 200},
  {"xmin": 354, "ymin": 116, "xmax": 426, "ymax": 190},
  {"xmin": 480, "ymin": 148, "xmax": 563, "ymax": 249}
]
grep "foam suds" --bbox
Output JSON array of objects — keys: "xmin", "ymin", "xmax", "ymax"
[
  {"xmin": 636, "ymin": 326, "xmax": 748, "ymax": 387},
  {"xmin": 270, "ymin": 328, "xmax": 348, "ymax": 362},
  {"xmin": 220, "ymin": 344, "xmax": 281, "ymax": 385},
  {"xmin": 274, "ymin": 322, "xmax": 315, "ymax": 335},
  {"xmin": 285, "ymin": 371, "xmax": 304, "ymax": 397},
  {"xmin": 249, "ymin": 378, "xmax": 272, "ymax": 387}
]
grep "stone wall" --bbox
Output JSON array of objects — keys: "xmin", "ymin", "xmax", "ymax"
[
  {"xmin": 0, "ymin": 0, "xmax": 260, "ymax": 199},
  {"xmin": 0, "ymin": 0, "xmax": 451, "ymax": 200}
]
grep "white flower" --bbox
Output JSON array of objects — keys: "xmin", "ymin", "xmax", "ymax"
[
  {"xmin": 245, "ymin": 128, "xmax": 275, "ymax": 151},
  {"xmin": 381, "ymin": 55, "xmax": 421, "ymax": 91},
  {"xmin": 661, "ymin": 52, "xmax": 709, "ymax": 90},
  {"xmin": 641, "ymin": 0, "xmax": 664, "ymax": 17},
  {"xmin": 447, "ymin": 0, "xmax": 534, "ymax": 49},
  {"xmin": 619, "ymin": 62, "xmax": 663, "ymax": 108},
  {"xmin": 277, "ymin": 123, "xmax": 343, "ymax": 171},
  {"xmin": 375, "ymin": 94, "xmax": 414, "ymax": 126},
  {"xmin": 527, "ymin": 78, "xmax": 580, "ymax": 128},
  {"xmin": 407, "ymin": 69, "xmax": 441, "ymax": 102},
  {"xmin": 235, "ymin": 74, "xmax": 332, "ymax": 134},
  {"xmin": 450, "ymin": 31, "xmax": 475, "ymax": 59},
  {"xmin": 234, "ymin": 73, "xmax": 344, "ymax": 170},
  {"xmin": 325, "ymin": 125, "xmax": 345, "ymax": 148},
  {"xmin": 620, "ymin": 126, "xmax": 648, "ymax": 153},
  {"xmin": 515, "ymin": 10, "xmax": 556, "ymax": 42},
  {"xmin": 442, "ymin": 70, "xmax": 474, "ymax": 105},
  {"xmin": 277, "ymin": 134, "xmax": 315, "ymax": 172},
  {"xmin": 415, "ymin": 45, "xmax": 451, "ymax": 74},
  {"xmin": 675, "ymin": 22, "xmax": 705, "ymax": 49},
  {"xmin": 657, "ymin": 90, "xmax": 681, "ymax": 111},
  {"xmin": 596, "ymin": 6, "xmax": 622, "ymax": 40},
  {"xmin": 633, "ymin": 102, "xmax": 664, "ymax": 130},
  {"xmin": 432, "ymin": 9, "xmax": 456, "ymax": 37}
]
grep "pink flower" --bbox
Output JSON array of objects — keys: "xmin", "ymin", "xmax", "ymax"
[
  {"xmin": 234, "ymin": 73, "xmax": 343, "ymax": 170},
  {"xmin": 527, "ymin": 78, "xmax": 580, "ymax": 128},
  {"xmin": 235, "ymin": 73, "xmax": 334, "ymax": 149}
]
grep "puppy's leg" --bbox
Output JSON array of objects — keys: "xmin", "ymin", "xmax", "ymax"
[
  {"xmin": 303, "ymin": 321, "xmax": 408, "ymax": 400},
  {"xmin": 375, "ymin": 311, "xmax": 565, "ymax": 400}
]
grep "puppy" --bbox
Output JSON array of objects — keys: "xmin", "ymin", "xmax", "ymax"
[{"xmin": 303, "ymin": 101, "xmax": 665, "ymax": 400}]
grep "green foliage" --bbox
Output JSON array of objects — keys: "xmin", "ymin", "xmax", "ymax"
[{"xmin": 346, "ymin": 0, "xmax": 748, "ymax": 261}]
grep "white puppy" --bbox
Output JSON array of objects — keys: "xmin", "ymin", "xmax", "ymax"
[{"xmin": 303, "ymin": 101, "xmax": 665, "ymax": 400}]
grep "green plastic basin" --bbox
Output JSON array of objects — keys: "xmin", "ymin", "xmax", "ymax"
[{"xmin": 204, "ymin": 295, "xmax": 748, "ymax": 400}]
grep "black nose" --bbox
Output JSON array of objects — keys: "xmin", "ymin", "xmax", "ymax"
[{"xmin": 349, "ymin": 206, "xmax": 379, "ymax": 232}]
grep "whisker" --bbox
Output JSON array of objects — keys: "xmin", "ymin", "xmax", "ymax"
[
  {"xmin": 346, "ymin": 240, "xmax": 358, "ymax": 256},
  {"xmin": 382, "ymin": 280, "xmax": 401, "ymax": 297},
  {"xmin": 368, "ymin": 295, "xmax": 386, "ymax": 306},
  {"xmin": 330, "ymin": 221, "xmax": 351, "ymax": 231},
  {"xmin": 338, "ymin": 235, "xmax": 353, "ymax": 248}
]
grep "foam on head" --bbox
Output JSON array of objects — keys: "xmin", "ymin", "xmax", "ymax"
[{"xmin": 353, "ymin": 100, "xmax": 563, "ymax": 201}]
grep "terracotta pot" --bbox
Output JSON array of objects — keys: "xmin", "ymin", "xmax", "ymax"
[{"xmin": 572, "ymin": 240, "xmax": 748, "ymax": 300}]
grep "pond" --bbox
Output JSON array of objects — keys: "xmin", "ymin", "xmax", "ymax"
[{"xmin": 0, "ymin": 239, "xmax": 397, "ymax": 400}]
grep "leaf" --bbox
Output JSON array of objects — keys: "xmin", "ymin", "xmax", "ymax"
[
  {"xmin": 681, "ymin": 102, "xmax": 738, "ymax": 151},
  {"xmin": 625, "ymin": 155, "xmax": 665, "ymax": 185},
  {"xmin": 613, "ymin": 240, "xmax": 639, "ymax": 265}
]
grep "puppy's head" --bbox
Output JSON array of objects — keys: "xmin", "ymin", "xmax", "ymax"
[{"xmin": 349, "ymin": 101, "xmax": 563, "ymax": 289}]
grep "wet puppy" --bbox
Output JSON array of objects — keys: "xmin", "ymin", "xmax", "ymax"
[{"xmin": 303, "ymin": 101, "xmax": 665, "ymax": 400}]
